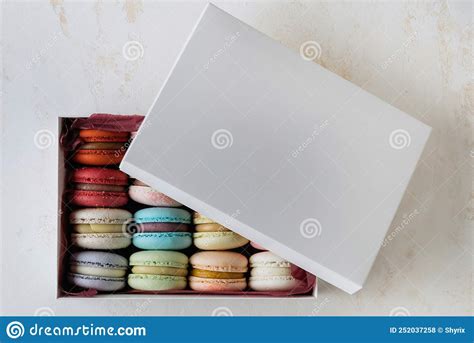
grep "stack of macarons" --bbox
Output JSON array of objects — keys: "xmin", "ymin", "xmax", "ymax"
[
  {"xmin": 72, "ymin": 129, "xmax": 130, "ymax": 166},
  {"xmin": 132, "ymin": 208, "xmax": 192, "ymax": 250},
  {"xmin": 189, "ymin": 251, "xmax": 248, "ymax": 292},
  {"xmin": 188, "ymin": 213, "xmax": 250, "ymax": 292},
  {"xmin": 67, "ymin": 128, "xmax": 134, "ymax": 292},
  {"xmin": 123, "ymin": 178, "xmax": 193, "ymax": 291},
  {"xmin": 193, "ymin": 213, "xmax": 248, "ymax": 250},
  {"xmin": 69, "ymin": 128, "xmax": 133, "ymax": 250},
  {"xmin": 68, "ymin": 251, "xmax": 128, "ymax": 291},
  {"xmin": 249, "ymin": 251, "xmax": 298, "ymax": 292},
  {"xmin": 128, "ymin": 251, "xmax": 188, "ymax": 291}
]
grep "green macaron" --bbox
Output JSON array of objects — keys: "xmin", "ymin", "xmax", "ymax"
[{"xmin": 128, "ymin": 251, "xmax": 188, "ymax": 291}]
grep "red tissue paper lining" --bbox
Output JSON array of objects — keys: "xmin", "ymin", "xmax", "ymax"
[
  {"xmin": 60, "ymin": 113, "xmax": 145, "ymax": 151},
  {"xmin": 59, "ymin": 114, "xmax": 317, "ymax": 297}
]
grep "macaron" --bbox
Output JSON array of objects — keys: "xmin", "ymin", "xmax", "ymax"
[
  {"xmin": 70, "ymin": 168, "xmax": 129, "ymax": 207},
  {"xmin": 132, "ymin": 208, "xmax": 192, "ymax": 250},
  {"xmin": 72, "ymin": 142, "xmax": 127, "ymax": 166},
  {"xmin": 128, "ymin": 251, "xmax": 188, "ymax": 291},
  {"xmin": 68, "ymin": 251, "xmax": 128, "ymax": 291},
  {"xmin": 79, "ymin": 129, "xmax": 130, "ymax": 143},
  {"xmin": 189, "ymin": 251, "xmax": 248, "ymax": 292},
  {"xmin": 135, "ymin": 207, "xmax": 192, "ymax": 224},
  {"xmin": 129, "ymin": 179, "xmax": 182, "ymax": 207},
  {"xmin": 70, "ymin": 208, "xmax": 132, "ymax": 249},
  {"xmin": 193, "ymin": 212, "xmax": 248, "ymax": 250},
  {"xmin": 249, "ymin": 251, "xmax": 298, "ymax": 292}
]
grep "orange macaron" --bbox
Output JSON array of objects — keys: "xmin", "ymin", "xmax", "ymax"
[
  {"xmin": 79, "ymin": 130, "xmax": 130, "ymax": 143},
  {"xmin": 73, "ymin": 129, "xmax": 130, "ymax": 166},
  {"xmin": 73, "ymin": 143, "xmax": 127, "ymax": 166}
]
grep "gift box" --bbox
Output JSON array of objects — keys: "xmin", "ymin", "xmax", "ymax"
[
  {"xmin": 57, "ymin": 114, "xmax": 316, "ymax": 297},
  {"xmin": 58, "ymin": 4, "xmax": 430, "ymax": 299}
]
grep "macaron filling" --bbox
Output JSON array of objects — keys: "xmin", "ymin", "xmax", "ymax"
[
  {"xmin": 79, "ymin": 142, "xmax": 126, "ymax": 150},
  {"xmin": 191, "ymin": 263, "xmax": 247, "ymax": 273},
  {"xmin": 68, "ymin": 273, "xmax": 126, "ymax": 292},
  {"xmin": 139, "ymin": 223, "xmax": 190, "ymax": 233},
  {"xmin": 131, "ymin": 266, "xmax": 188, "ymax": 277},
  {"xmin": 79, "ymin": 129, "xmax": 130, "ymax": 143},
  {"xmin": 73, "ymin": 224, "xmax": 125, "ymax": 233},
  {"xmin": 191, "ymin": 269, "xmax": 245, "ymax": 279},
  {"xmin": 70, "ymin": 265, "xmax": 126, "ymax": 278},
  {"xmin": 75, "ymin": 184, "xmax": 126, "ymax": 192}
]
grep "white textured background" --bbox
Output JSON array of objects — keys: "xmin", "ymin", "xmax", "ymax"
[{"xmin": 1, "ymin": 0, "xmax": 472, "ymax": 316}]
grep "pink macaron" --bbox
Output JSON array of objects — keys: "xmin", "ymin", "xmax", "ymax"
[
  {"xmin": 129, "ymin": 180, "xmax": 181, "ymax": 207},
  {"xmin": 70, "ymin": 168, "xmax": 129, "ymax": 207},
  {"xmin": 189, "ymin": 251, "xmax": 248, "ymax": 292}
]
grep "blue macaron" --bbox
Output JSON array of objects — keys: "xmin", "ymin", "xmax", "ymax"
[
  {"xmin": 133, "ymin": 232, "xmax": 192, "ymax": 250},
  {"xmin": 134, "ymin": 207, "xmax": 191, "ymax": 224}
]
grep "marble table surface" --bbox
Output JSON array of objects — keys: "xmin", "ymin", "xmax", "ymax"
[{"xmin": 1, "ymin": 0, "xmax": 472, "ymax": 316}]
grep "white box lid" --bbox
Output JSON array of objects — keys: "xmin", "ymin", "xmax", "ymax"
[{"xmin": 121, "ymin": 4, "xmax": 431, "ymax": 294}]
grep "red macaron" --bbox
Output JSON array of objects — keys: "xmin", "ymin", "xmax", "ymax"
[{"xmin": 70, "ymin": 168, "xmax": 129, "ymax": 207}]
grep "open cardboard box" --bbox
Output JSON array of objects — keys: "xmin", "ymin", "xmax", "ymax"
[
  {"xmin": 57, "ymin": 4, "xmax": 430, "ymax": 299},
  {"xmin": 56, "ymin": 115, "xmax": 317, "ymax": 298}
]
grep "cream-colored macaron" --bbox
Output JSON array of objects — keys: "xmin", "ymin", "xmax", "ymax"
[{"xmin": 193, "ymin": 231, "xmax": 249, "ymax": 250}]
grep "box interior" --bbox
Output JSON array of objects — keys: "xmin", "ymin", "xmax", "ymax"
[{"xmin": 56, "ymin": 116, "xmax": 318, "ymax": 298}]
